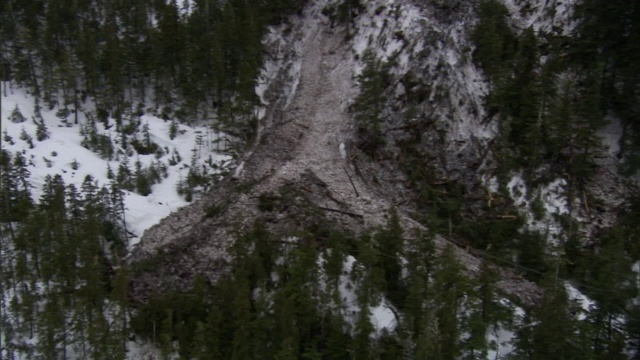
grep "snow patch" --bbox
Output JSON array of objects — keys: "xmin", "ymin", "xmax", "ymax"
[
  {"xmin": 339, "ymin": 256, "xmax": 398, "ymax": 335},
  {"xmin": 1, "ymin": 83, "xmax": 232, "ymax": 249}
]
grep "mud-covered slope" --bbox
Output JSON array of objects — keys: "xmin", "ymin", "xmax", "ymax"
[{"xmin": 128, "ymin": 0, "xmax": 542, "ymax": 304}]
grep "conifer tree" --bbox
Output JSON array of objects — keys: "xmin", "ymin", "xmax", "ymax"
[
  {"xmin": 404, "ymin": 230, "xmax": 436, "ymax": 339},
  {"xmin": 586, "ymin": 229, "xmax": 636, "ymax": 358},
  {"xmin": 375, "ymin": 208, "xmax": 405, "ymax": 306},
  {"xmin": 35, "ymin": 117, "xmax": 49, "ymax": 141},
  {"xmin": 352, "ymin": 49, "xmax": 389, "ymax": 155},
  {"xmin": 9, "ymin": 105, "xmax": 27, "ymax": 123},
  {"xmin": 529, "ymin": 275, "xmax": 583, "ymax": 360},
  {"xmin": 432, "ymin": 244, "xmax": 468, "ymax": 360}
]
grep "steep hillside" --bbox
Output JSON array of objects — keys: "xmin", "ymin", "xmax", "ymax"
[
  {"xmin": 128, "ymin": 0, "xmax": 640, "ymax": 358},
  {"xmin": 3, "ymin": 0, "xmax": 640, "ymax": 358},
  {"xmin": 129, "ymin": 0, "xmax": 543, "ymax": 303}
]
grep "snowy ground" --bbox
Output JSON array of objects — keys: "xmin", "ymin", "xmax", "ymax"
[
  {"xmin": 1, "ymin": 83, "xmax": 232, "ymax": 247},
  {"xmin": 339, "ymin": 255, "xmax": 398, "ymax": 334},
  {"xmin": 2, "ymin": 83, "xmax": 233, "ymax": 359}
]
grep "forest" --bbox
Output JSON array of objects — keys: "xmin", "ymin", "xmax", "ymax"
[{"xmin": 2, "ymin": 0, "xmax": 640, "ymax": 359}]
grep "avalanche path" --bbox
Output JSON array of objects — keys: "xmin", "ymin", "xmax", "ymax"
[{"xmin": 129, "ymin": 4, "xmax": 540, "ymax": 305}]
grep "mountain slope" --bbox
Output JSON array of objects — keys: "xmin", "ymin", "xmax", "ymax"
[{"xmin": 129, "ymin": 0, "xmax": 540, "ymax": 306}]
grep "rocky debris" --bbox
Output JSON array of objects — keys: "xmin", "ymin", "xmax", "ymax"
[{"xmin": 127, "ymin": 0, "xmax": 542, "ymax": 306}]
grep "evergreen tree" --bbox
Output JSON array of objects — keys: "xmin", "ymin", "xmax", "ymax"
[
  {"xmin": 352, "ymin": 49, "xmax": 390, "ymax": 155},
  {"xmin": 169, "ymin": 119, "xmax": 178, "ymax": 139},
  {"xmin": 528, "ymin": 275, "xmax": 583, "ymax": 360},
  {"xmin": 35, "ymin": 117, "xmax": 49, "ymax": 141},
  {"xmin": 375, "ymin": 208, "xmax": 405, "ymax": 306},
  {"xmin": 432, "ymin": 244, "xmax": 468, "ymax": 360},
  {"xmin": 472, "ymin": 0, "xmax": 516, "ymax": 83},
  {"xmin": 404, "ymin": 230, "xmax": 436, "ymax": 340},
  {"xmin": 0, "ymin": 151, "xmax": 34, "ymax": 223},
  {"xmin": 9, "ymin": 105, "xmax": 27, "ymax": 123},
  {"xmin": 585, "ymin": 229, "xmax": 636, "ymax": 357}
]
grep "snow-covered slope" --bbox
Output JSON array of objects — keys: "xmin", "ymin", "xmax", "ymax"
[{"xmin": 1, "ymin": 85, "xmax": 232, "ymax": 247}]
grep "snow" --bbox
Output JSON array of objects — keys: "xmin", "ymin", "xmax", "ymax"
[
  {"xmin": 339, "ymin": 142, "xmax": 347, "ymax": 159},
  {"xmin": 505, "ymin": 173, "xmax": 568, "ymax": 244},
  {"xmin": 1, "ymin": 84, "xmax": 232, "ymax": 248},
  {"xmin": 502, "ymin": 0, "xmax": 578, "ymax": 35},
  {"xmin": 173, "ymin": 0, "xmax": 193, "ymax": 16},
  {"xmin": 2, "ymin": 82, "xmax": 233, "ymax": 359},
  {"xmin": 566, "ymin": 282, "xmax": 595, "ymax": 320},
  {"xmin": 338, "ymin": 256, "xmax": 398, "ymax": 335},
  {"xmin": 487, "ymin": 325, "xmax": 517, "ymax": 360},
  {"xmin": 598, "ymin": 115, "xmax": 624, "ymax": 157}
]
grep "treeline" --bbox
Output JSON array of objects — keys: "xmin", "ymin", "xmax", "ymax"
[
  {"xmin": 576, "ymin": 0, "xmax": 640, "ymax": 173},
  {"xmin": 2, "ymin": 161, "xmax": 640, "ymax": 358},
  {"xmin": 0, "ymin": 0, "xmax": 305, "ymax": 136},
  {"xmin": 344, "ymin": 1, "xmax": 640, "ymax": 357},
  {"xmin": 0, "ymin": 150, "xmax": 130, "ymax": 359},
  {"xmin": 470, "ymin": 0, "xmax": 640, "ymax": 180},
  {"xmin": 130, "ymin": 212, "xmax": 513, "ymax": 359},
  {"xmin": 472, "ymin": 0, "xmax": 606, "ymax": 186},
  {"xmin": 130, "ymin": 208, "xmax": 640, "ymax": 359}
]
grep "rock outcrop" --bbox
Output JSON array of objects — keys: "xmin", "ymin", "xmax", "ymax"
[{"xmin": 128, "ymin": 0, "xmax": 548, "ymax": 305}]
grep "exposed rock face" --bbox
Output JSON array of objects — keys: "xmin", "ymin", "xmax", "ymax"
[{"xmin": 127, "ymin": 0, "xmax": 545, "ymax": 304}]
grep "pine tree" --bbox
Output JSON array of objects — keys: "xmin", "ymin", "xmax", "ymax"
[
  {"xmin": 19, "ymin": 127, "xmax": 35, "ymax": 148},
  {"xmin": 169, "ymin": 119, "xmax": 178, "ymax": 139},
  {"xmin": 324, "ymin": 313, "xmax": 350, "ymax": 360},
  {"xmin": 432, "ymin": 244, "xmax": 468, "ymax": 360},
  {"xmin": 231, "ymin": 272, "xmax": 252, "ymax": 360},
  {"xmin": 471, "ymin": 0, "xmax": 516, "ymax": 83},
  {"xmin": 352, "ymin": 304, "xmax": 374, "ymax": 360},
  {"xmin": 404, "ymin": 230, "xmax": 436, "ymax": 339},
  {"xmin": 9, "ymin": 105, "xmax": 27, "ymax": 123},
  {"xmin": 110, "ymin": 267, "xmax": 130, "ymax": 359},
  {"xmin": 116, "ymin": 156, "xmax": 133, "ymax": 191},
  {"xmin": 35, "ymin": 117, "xmax": 49, "ymax": 141},
  {"xmin": 586, "ymin": 229, "xmax": 636, "ymax": 358},
  {"xmin": 463, "ymin": 259, "xmax": 509, "ymax": 358},
  {"xmin": 375, "ymin": 208, "xmax": 405, "ymax": 306},
  {"xmin": 529, "ymin": 275, "xmax": 583, "ymax": 360},
  {"xmin": 191, "ymin": 321, "xmax": 210, "ymax": 360},
  {"xmin": 352, "ymin": 49, "xmax": 390, "ymax": 155},
  {"xmin": 134, "ymin": 158, "xmax": 152, "ymax": 196},
  {"xmin": 0, "ymin": 151, "xmax": 34, "ymax": 223},
  {"xmin": 516, "ymin": 230, "xmax": 549, "ymax": 282}
]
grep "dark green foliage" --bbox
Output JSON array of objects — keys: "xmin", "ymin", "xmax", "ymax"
[
  {"xmin": 258, "ymin": 191, "xmax": 279, "ymax": 212},
  {"xmin": 322, "ymin": 0, "xmax": 363, "ymax": 29},
  {"xmin": 472, "ymin": 0, "xmax": 610, "ymax": 185},
  {"xmin": 1, "ymin": 169, "xmax": 130, "ymax": 357},
  {"xmin": 472, "ymin": 0, "xmax": 517, "ymax": 82},
  {"xmin": 375, "ymin": 208, "xmax": 405, "ymax": 306},
  {"xmin": 80, "ymin": 117, "xmax": 115, "ymax": 160},
  {"xmin": 19, "ymin": 127, "xmax": 34, "ymax": 149},
  {"xmin": 130, "ymin": 139, "xmax": 159, "ymax": 156},
  {"xmin": 515, "ymin": 230, "xmax": 549, "ymax": 281},
  {"xmin": 35, "ymin": 118, "xmax": 49, "ymax": 141},
  {"xmin": 3, "ymin": 130, "xmax": 15, "ymax": 145},
  {"xmin": 9, "ymin": 105, "xmax": 27, "ymax": 123},
  {"xmin": 626, "ymin": 303, "xmax": 640, "ymax": 360},
  {"xmin": 169, "ymin": 119, "xmax": 178, "ymax": 140},
  {"xmin": 3, "ymin": 0, "xmax": 308, "ymax": 140},
  {"xmin": 131, "ymin": 221, "xmax": 352, "ymax": 359},
  {"xmin": 352, "ymin": 49, "xmax": 391, "ymax": 156},
  {"xmin": 0, "ymin": 150, "xmax": 34, "ymax": 222},
  {"xmin": 70, "ymin": 158, "xmax": 79, "ymax": 170},
  {"xmin": 512, "ymin": 275, "xmax": 585, "ymax": 360},
  {"xmin": 204, "ymin": 202, "xmax": 227, "ymax": 219},
  {"xmin": 431, "ymin": 245, "xmax": 468, "ymax": 360},
  {"xmin": 575, "ymin": 0, "xmax": 640, "ymax": 172}
]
